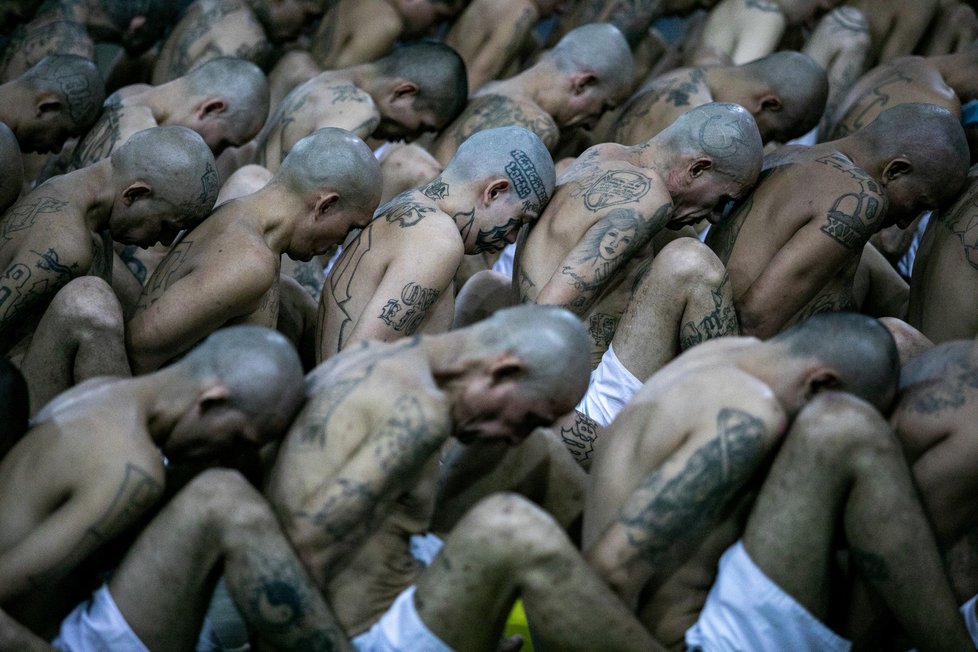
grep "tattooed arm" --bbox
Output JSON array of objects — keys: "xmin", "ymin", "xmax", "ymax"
[
  {"xmin": 126, "ymin": 243, "xmax": 278, "ymax": 373},
  {"xmin": 536, "ymin": 203, "xmax": 669, "ymax": 316},
  {"xmin": 344, "ymin": 228, "xmax": 461, "ymax": 348},
  {"xmin": 736, "ymin": 168, "xmax": 887, "ymax": 338},
  {"xmin": 0, "ymin": 460, "xmax": 163, "ymax": 601}
]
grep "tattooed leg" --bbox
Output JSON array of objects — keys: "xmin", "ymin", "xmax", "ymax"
[
  {"xmin": 415, "ymin": 493, "xmax": 664, "ymax": 652},
  {"xmin": 20, "ymin": 277, "xmax": 128, "ymax": 414},
  {"xmin": 743, "ymin": 393, "xmax": 972, "ymax": 652},
  {"xmin": 108, "ymin": 469, "xmax": 352, "ymax": 652},
  {"xmin": 613, "ymin": 238, "xmax": 737, "ymax": 382}
]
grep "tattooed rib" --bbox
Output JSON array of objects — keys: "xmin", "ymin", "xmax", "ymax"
[{"xmin": 618, "ymin": 408, "xmax": 768, "ymax": 567}]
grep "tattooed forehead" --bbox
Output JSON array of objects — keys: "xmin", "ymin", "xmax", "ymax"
[{"xmin": 505, "ymin": 150, "xmax": 549, "ymax": 213}]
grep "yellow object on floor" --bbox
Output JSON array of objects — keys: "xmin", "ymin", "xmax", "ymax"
[{"xmin": 503, "ymin": 599, "xmax": 534, "ymax": 652}]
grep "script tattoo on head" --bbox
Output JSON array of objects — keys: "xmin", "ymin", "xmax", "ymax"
[{"xmin": 505, "ymin": 149, "xmax": 549, "ymax": 214}]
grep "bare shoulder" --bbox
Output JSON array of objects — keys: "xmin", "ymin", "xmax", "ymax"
[{"xmin": 453, "ymin": 94, "xmax": 559, "ymax": 149}]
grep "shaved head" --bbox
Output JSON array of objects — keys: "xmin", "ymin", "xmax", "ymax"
[
  {"xmin": 111, "ymin": 125, "xmax": 219, "ymax": 224},
  {"xmin": 0, "ymin": 123, "xmax": 23, "ymax": 213},
  {"xmin": 183, "ymin": 57, "xmax": 270, "ymax": 143},
  {"xmin": 178, "ymin": 325, "xmax": 305, "ymax": 436},
  {"xmin": 659, "ymin": 102, "xmax": 764, "ymax": 186},
  {"xmin": 742, "ymin": 51, "xmax": 828, "ymax": 141},
  {"xmin": 470, "ymin": 304, "xmax": 591, "ymax": 409},
  {"xmin": 274, "ymin": 127, "xmax": 382, "ymax": 212},
  {"xmin": 442, "ymin": 126, "xmax": 556, "ymax": 214},
  {"xmin": 22, "ymin": 54, "xmax": 105, "ymax": 134},
  {"xmin": 375, "ymin": 41, "xmax": 468, "ymax": 127},
  {"xmin": 546, "ymin": 23, "xmax": 635, "ymax": 101}
]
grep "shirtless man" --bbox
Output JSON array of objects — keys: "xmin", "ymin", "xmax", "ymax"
[
  {"xmin": 706, "ymin": 103, "xmax": 970, "ymax": 339},
  {"xmin": 0, "ymin": 54, "xmax": 103, "ymax": 156},
  {"xmin": 609, "ymin": 51, "xmax": 828, "ymax": 146},
  {"xmin": 907, "ymin": 164, "xmax": 978, "ymax": 342},
  {"xmin": 444, "ymin": 0, "xmax": 564, "ymax": 94},
  {"xmin": 0, "ymin": 126, "xmax": 217, "ymax": 405},
  {"xmin": 152, "ymin": 0, "xmax": 323, "ymax": 84},
  {"xmin": 430, "ymin": 23, "xmax": 634, "ymax": 162},
  {"xmin": 553, "ymin": 0, "xmax": 719, "ymax": 48},
  {"xmin": 0, "ymin": 125, "xmax": 23, "ymax": 215},
  {"xmin": 821, "ymin": 44, "xmax": 978, "ymax": 141},
  {"xmin": 518, "ymin": 102, "xmax": 761, "ymax": 319},
  {"xmin": 0, "ymin": 326, "xmax": 352, "ymax": 649},
  {"xmin": 317, "ymin": 127, "xmax": 555, "ymax": 360},
  {"xmin": 582, "ymin": 312, "xmax": 974, "ymax": 651},
  {"xmin": 267, "ymin": 0, "xmax": 464, "ymax": 105},
  {"xmin": 848, "ymin": 0, "xmax": 943, "ymax": 67},
  {"xmin": 268, "ymin": 304, "xmax": 661, "ymax": 650},
  {"xmin": 126, "ymin": 128, "xmax": 381, "ymax": 374},
  {"xmin": 253, "ymin": 42, "xmax": 466, "ymax": 174},
  {"xmin": 0, "ymin": 0, "xmax": 176, "ymax": 81},
  {"xmin": 919, "ymin": 0, "xmax": 978, "ymax": 57}
]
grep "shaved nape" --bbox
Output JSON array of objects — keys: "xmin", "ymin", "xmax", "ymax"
[
  {"xmin": 546, "ymin": 23, "xmax": 635, "ymax": 95},
  {"xmin": 22, "ymin": 54, "xmax": 105, "ymax": 131}
]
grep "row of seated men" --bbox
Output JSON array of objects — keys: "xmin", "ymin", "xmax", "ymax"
[{"xmin": 2, "ymin": 0, "xmax": 978, "ymax": 650}]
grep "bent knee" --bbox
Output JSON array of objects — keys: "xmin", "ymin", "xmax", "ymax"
[
  {"xmin": 647, "ymin": 238, "xmax": 725, "ymax": 286},
  {"xmin": 49, "ymin": 277, "xmax": 123, "ymax": 331},
  {"xmin": 790, "ymin": 392, "xmax": 899, "ymax": 461},
  {"xmin": 456, "ymin": 493, "xmax": 566, "ymax": 558}
]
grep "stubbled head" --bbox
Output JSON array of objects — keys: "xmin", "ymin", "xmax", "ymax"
[
  {"xmin": 251, "ymin": 0, "xmax": 324, "ymax": 43},
  {"xmin": 656, "ymin": 102, "xmax": 763, "ymax": 228},
  {"xmin": 273, "ymin": 127, "xmax": 383, "ymax": 260},
  {"xmin": 100, "ymin": 0, "xmax": 181, "ymax": 54},
  {"xmin": 108, "ymin": 125, "xmax": 219, "ymax": 247},
  {"xmin": 854, "ymin": 103, "xmax": 970, "ymax": 228},
  {"xmin": 544, "ymin": 23, "xmax": 635, "ymax": 130},
  {"xmin": 177, "ymin": 57, "xmax": 270, "ymax": 155},
  {"xmin": 739, "ymin": 51, "xmax": 828, "ymax": 143},
  {"xmin": 439, "ymin": 126, "xmax": 555, "ymax": 253},
  {"xmin": 771, "ymin": 311, "xmax": 900, "ymax": 413},
  {"xmin": 391, "ymin": 0, "xmax": 466, "ymax": 38},
  {"xmin": 164, "ymin": 325, "xmax": 305, "ymax": 459},
  {"xmin": 0, "ymin": 123, "xmax": 24, "ymax": 213},
  {"xmin": 452, "ymin": 304, "xmax": 591, "ymax": 445},
  {"xmin": 16, "ymin": 54, "xmax": 105, "ymax": 153},
  {"xmin": 372, "ymin": 41, "xmax": 468, "ymax": 141}
]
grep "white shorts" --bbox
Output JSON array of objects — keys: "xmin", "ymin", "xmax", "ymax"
[
  {"xmin": 685, "ymin": 541, "xmax": 851, "ymax": 652},
  {"xmin": 53, "ymin": 584, "xmax": 149, "ymax": 652},
  {"xmin": 575, "ymin": 343, "xmax": 642, "ymax": 427},
  {"xmin": 352, "ymin": 585, "xmax": 454, "ymax": 652},
  {"xmin": 490, "ymin": 243, "xmax": 516, "ymax": 279}
]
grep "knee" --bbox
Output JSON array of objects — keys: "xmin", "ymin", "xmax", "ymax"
[
  {"xmin": 49, "ymin": 277, "xmax": 123, "ymax": 338},
  {"xmin": 183, "ymin": 469, "xmax": 274, "ymax": 535},
  {"xmin": 645, "ymin": 238, "xmax": 725, "ymax": 289},
  {"xmin": 789, "ymin": 392, "xmax": 900, "ymax": 467},
  {"xmin": 455, "ymin": 493, "xmax": 567, "ymax": 566}
]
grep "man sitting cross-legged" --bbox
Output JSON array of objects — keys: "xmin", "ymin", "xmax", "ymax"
[{"xmin": 316, "ymin": 126, "xmax": 555, "ymax": 361}]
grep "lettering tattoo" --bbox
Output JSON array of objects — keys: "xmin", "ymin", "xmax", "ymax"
[
  {"xmin": 380, "ymin": 195, "xmax": 437, "ymax": 228},
  {"xmin": 679, "ymin": 273, "xmax": 738, "ymax": 350},
  {"xmin": 618, "ymin": 408, "xmax": 769, "ymax": 567},
  {"xmin": 378, "ymin": 282, "xmax": 441, "ymax": 335},
  {"xmin": 505, "ymin": 149, "xmax": 549, "ymax": 213},
  {"xmin": 588, "ymin": 311, "xmax": 619, "ymax": 364},
  {"xmin": 0, "ymin": 197, "xmax": 69, "ymax": 247},
  {"xmin": 938, "ymin": 181, "xmax": 978, "ymax": 271},
  {"xmin": 583, "ymin": 170, "xmax": 652, "ymax": 211},
  {"xmin": 831, "ymin": 69, "xmax": 914, "ymax": 139},
  {"xmin": 560, "ymin": 415, "xmax": 600, "ymax": 466},
  {"xmin": 441, "ymin": 95, "xmax": 560, "ymax": 152}
]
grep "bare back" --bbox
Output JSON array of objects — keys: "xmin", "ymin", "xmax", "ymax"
[
  {"xmin": 690, "ymin": 0, "xmax": 787, "ymax": 66},
  {"xmin": 309, "ymin": 0, "xmax": 401, "ymax": 70},
  {"xmin": 706, "ymin": 145, "xmax": 888, "ymax": 337},
  {"xmin": 610, "ymin": 68, "xmax": 713, "ymax": 146},
  {"xmin": 316, "ymin": 190, "xmax": 462, "ymax": 360}
]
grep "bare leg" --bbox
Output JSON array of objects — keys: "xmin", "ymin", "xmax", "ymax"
[
  {"xmin": 743, "ymin": 392, "xmax": 972, "ymax": 652},
  {"xmin": 20, "ymin": 276, "xmax": 129, "ymax": 414},
  {"xmin": 614, "ymin": 238, "xmax": 737, "ymax": 381},
  {"xmin": 109, "ymin": 469, "xmax": 352, "ymax": 652},
  {"xmin": 0, "ymin": 607, "xmax": 52, "ymax": 652},
  {"xmin": 416, "ymin": 493, "xmax": 664, "ymax": 652},
  {"xmin": 453, "ymin": 270, "xmax": 517, "ymax": 328}
]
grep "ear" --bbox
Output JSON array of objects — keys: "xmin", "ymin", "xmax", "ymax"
[
  {"xmin": 488, "ymin": 353, "xmax": 527, "ymax": 386},
  {"xmin": 570, "ymin": 70, "xmax": 599, "ymax": 95},
  {"xmin": 196, "ymin": 98, "xmax": 228, "ymax": 120},
  {"xmin": 806, "ymin": 369, "xmax": 840, "ymax": 398},
  {"xmin": 198, "ymin": 383, "xmax": 232, "ymax": 412},
  {"xmin": 128, "ymin": 15, "xmax": 147, "ymax": 34},
  {"xmin": 390, "ymin": 80, "xmax": 420, "ymax": 103},
  {"xmin": 689, "ymin": 157, "xmax": 713, "ymax": 179},
  {"xmin": 121, "ymin": 181, "xmax": 152, "ymax": 206},
  {"xmin": 482, "ymin": 178, "xmax": 509, "ymax": 205},
  {"xmin": 756, "ymin": 92, "xmax": 782, "ymax": 113},
  {"xmin": 314, "ymin": 192, "xmax": 340, "ymax": 220},
  {"xmin": 35, "ymin": 92, "xmax": 62, "ymax": 118},
  {"xmin": 881, "ymin": 158, "xmax": 913, "ymax": 185}
]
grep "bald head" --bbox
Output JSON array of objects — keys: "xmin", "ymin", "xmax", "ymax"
[
  {"xmin": 741, "ymin": 51, "xmax": 828, "ymax": 141},
  {"xmin": 374, "ymin": 41, "xmax": 468, "ymax": 128},
  {"xmin": 773, "ymin": 312, "xmax": 900, "ymax": 411},
  {"xmin": 856, "ymin": 103, "xmax": 969, "ymax": 214},
  {"xmin": 177, "ymin": 325, "xmax": 305, "ymax": 436},
  {"xmin": 111, "ymin": 125, "xmax": 219, "ymax": 224},
  {"xmin": 274, "ymin": 127, "xmax": 382, "ymax": 212},
  {"xmin": 183, "ymin": 57, "xmax": 270, "ymax": 144},
  {"xmin": 22, "ymin": 54, "xmax": 105, "ymax": 135},
  {"xmin": 545, "ymin": 23, "xmax": 635, "ymax": 102},
  {"xmin": 659, "ymin": 102, "xmax": 764, "ymax": 186},
  {"xmin": 0, "ymin": 123, "xmax": 23, "ymax": 213},
  {"xmin": 443, "ymin": 126, "xmax": 556, "ymax": 214},
  {"xmin": 470, "ymin": 304, "xmax": 591, "ymax": 409}
]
